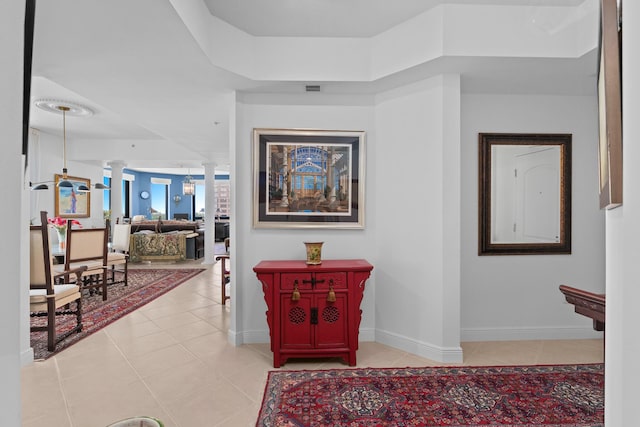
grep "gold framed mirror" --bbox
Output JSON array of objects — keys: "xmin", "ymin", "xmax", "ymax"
[{"xmin": 478, "ymin": 133, "xmax": 572, "ymax": 255}]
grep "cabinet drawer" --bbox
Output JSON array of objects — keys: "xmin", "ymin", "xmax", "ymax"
[
  {"xmin": 280, "ymin": 272, "xmax": 347, "ymax": 290},
  {"xmin": 281, "ymin": 273, "xmax": 312, "ymax": 290},
  {"xmin": 315, "ymin": 272, "xmax": 347, "ymax": 289}
]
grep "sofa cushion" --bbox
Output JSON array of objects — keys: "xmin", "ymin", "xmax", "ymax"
[
  {"xmin": 158, "ymin": 220, "xmax": 197, "ymax": 233},
  {"xmin": 130, "ymin": 220, "xmax": 160, "ymax": 233}
]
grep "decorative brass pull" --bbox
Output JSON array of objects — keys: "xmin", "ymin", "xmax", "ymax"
[
  {"xmin": 292, "ymin": 280, "xmax": 300, "ymax": 301},
  {"xmin": 327, "ymin": 278, "xmax": 336, "ymax": 302},
  {"xmin": 303, "ymin": 277, "xmax": 325, "ymax": 287}
]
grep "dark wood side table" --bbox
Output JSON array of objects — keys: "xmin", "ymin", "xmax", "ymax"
[{"xmin": 559, "ymin": 285, "xmax": 606, "ymax": 331}]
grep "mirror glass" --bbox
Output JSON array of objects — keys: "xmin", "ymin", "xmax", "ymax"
[{"xmin": 479, "ymin": 133, "xmax": 571, "ymax": 255}]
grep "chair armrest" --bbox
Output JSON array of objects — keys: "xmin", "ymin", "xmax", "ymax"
[
  {"xmin": 54, "ymin": 265, "xmax": 88, "ymax": 283},
  {"xmin": 215, "ymin": 254, "xmax": 230, "ymax": 276}
]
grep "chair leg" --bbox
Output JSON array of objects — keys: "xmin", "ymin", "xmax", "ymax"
[
  {"xmin": 100, "ymin": 270, "xmax": 108, "ymax": 301},
  {"xmin": 47, "ymin": 299, "xmax": 56, "ymax": 352},
  {"xmin": 76, "ymin": 297, "xmax": 82, "ymax": 332},
  {"xmin": 222, "ymin": 280, "xmax": 227, "ymax": 305},
  {"xmin": 124, "ymin": 261, "xmax": 128, "ymax": 286}
]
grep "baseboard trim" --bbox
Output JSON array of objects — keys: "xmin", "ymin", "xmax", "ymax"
[
  {"xmin": 375, "ymin": 329, "xmax": 463, "ymax": 363},
  {"xmin": 359, "ymin": 327, "xmax": 375, "ymax": 342},
  {"xmin": 21, "ymin": 347, "xmax": 34, "ymax": 366},
  {"xmin": 461, "ymin": 326, "xmax": 603, "ymax": 342}
]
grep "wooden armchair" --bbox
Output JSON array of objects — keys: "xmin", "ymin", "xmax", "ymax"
[
  {"xmin": 30, "ymin": 211, "xmax": 86, "ymax": 351},
  {"xmin": 215, "ymin": 254, "xmax": 230, "ymax": 305},
  {"xmin": 59, "ymin": 223, "xmax": 109, "ymax": 300},
  {"xmin": 106, "ymin": 223, "xmax": 131, "ymax": 286}
]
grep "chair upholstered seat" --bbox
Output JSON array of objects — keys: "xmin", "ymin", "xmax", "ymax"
[
  {"xmin": 107, "ymin": 252, "xmax": 127, "ymax": 263},
  {"xmin": 30, "ymin": 284, "xmax": 81, "ymax": 311}
]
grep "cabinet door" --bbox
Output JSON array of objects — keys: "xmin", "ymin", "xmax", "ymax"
[
  {"xmin": 315, "ymin": 293, "xmax": 349, "ymax": 348},
  {"xmin": 280, "ymin": 293, "xmax": 313, "ymax": 349}
]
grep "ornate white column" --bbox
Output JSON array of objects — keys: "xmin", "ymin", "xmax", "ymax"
[
  {"xmin": 279, "ymin": 146, "xmax": 289, "ymax": 207},
  {"xmin": 108, "ymin": 160, "xmax": 126, "ymax": 227},
  {"xmin": 328, "ymin": 147, "xmax": 336, "ymax": 203},
  {"xmin": 203, "ymin": 161, "xmax": 217, "ymax": 264}
]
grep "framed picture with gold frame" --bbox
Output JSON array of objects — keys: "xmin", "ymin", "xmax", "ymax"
[
  {"xmin": 597, "ymin": 0, "xmax": 622, "ymax": 210},
  {"xmin": 54, "ymin": 174, "xmax": 91, "ymax": 218}
]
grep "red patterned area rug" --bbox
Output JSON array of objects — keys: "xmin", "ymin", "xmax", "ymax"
[
  {"xmin": 256, "ymin": 364, "xmax": 604, "ymax": 427},
  {"xmin": 31, "ymin": 268, "xmax": 205, "ymax": 360}
]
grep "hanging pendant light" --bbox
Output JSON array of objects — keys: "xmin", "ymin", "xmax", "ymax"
[
  {"xmin": 32, "ymin": 99, "xmax": 99, "ymax": 191},
  {"xmin": 56, "ymin": 106, "xmax": 83, "ymax": 189},
  {"xmin": 183, "ymin": 169, "xmax": 195, "ymax": 195},
  {"xmin": 30, "ymin": 182, "xmax": 50, "ymax": 190}
]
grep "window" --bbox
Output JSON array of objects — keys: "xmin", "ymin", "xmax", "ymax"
[
  {"xmin": 190, "ymin": 178, "xmax": 231, "ymax": 220},
  {"xmin": 194, "ymin": 183, "xmax": 205, "ymax": 220},
  {"xmin": 122, "ymin": 179, "xmax": 130, "ymax": 218},
  {"xmin": 150, "ymin": 178, "xmax": 170, "ymax": 220},
  {"xmin": 215, "ymin": 178, "xmax": 230, "ymax": 218},
  {"xmin": 103, "ymin": 173, "xmax": 133, "ymax": 221},
  {"xmin": 103, "ymin": 176, "xmax": 111, "ymax": 219}
]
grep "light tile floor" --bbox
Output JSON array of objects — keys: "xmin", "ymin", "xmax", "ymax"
[{"xmin": 21, "ymin": 260, "xmax": 604, "ymax": 427}]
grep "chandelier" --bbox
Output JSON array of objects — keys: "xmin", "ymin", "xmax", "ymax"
[{"xmin": 183, "ymin": 169, "xmax": 195, "ymax": 195}]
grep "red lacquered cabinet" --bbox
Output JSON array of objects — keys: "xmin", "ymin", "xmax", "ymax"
[{"xmin": 253, "ymin": 259, "xmax": 373, "ymax": 368}]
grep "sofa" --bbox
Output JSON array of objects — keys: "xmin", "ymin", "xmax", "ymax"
[{"xmin": 129, "ymin": 219, "xmax": 205, "ymax": 262}]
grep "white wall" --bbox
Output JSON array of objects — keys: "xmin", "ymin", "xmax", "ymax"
[
  {"xmin": 234, "ymin": 97, "xmax": 377, "ymax": 345},
  {"xmin": 460, "ymin": 93, "xmax": 605, "ymax": 341},
  {"xmin": 373, "ymin": 75, "xmax": 462, "ymax": 362},
  {"xmin": 1, "ymin": 1, "xmax": 25, "ymax": 424},
  {"xmin": 605, "ymin": 0, "xmax": 640, "ymax": 424}
]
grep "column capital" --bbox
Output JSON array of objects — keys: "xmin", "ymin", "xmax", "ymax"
[
  {"xmin": 202, "ymin": 161, "xmax": 217, "ymax": 170},
  {"xmin": 107, "ymin": 160, "xmax": 127, "ymax": 169}
]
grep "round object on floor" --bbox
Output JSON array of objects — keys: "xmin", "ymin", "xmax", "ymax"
[{"xmin": 106, "ymin": 416, "xmax": 164, "ymax": 427}]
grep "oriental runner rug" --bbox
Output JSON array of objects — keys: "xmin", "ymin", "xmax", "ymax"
[
  {"xmin": 31, "ymin": 268, "xmax": 205, "ymax": 360},
  {"xmin": 256, "ymin": 364, "xmax": 604, "ymax": 427}
]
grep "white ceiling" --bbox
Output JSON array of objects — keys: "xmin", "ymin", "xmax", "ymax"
[
  {"xmin": 203, "ymin": 0, "xmax": 587, "ymax": 37},
  {"xmin": 28, "ymin": 0, "xmax": 596, "ymax": 176}
]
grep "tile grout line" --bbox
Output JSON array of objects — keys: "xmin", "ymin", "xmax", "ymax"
[{"xmin": 52, "ymin": 356, "xmax": 75, "ymax": 427}]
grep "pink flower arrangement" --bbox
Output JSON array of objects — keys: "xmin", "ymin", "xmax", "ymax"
[{"xmin": 47, "ymin": 217, "xmax": 82, "ymax": 233}]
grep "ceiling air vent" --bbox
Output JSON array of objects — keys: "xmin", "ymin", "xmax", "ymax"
[{"xmin": 305, "ymin": 85, "xmax": 321, "ymax": 92}]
